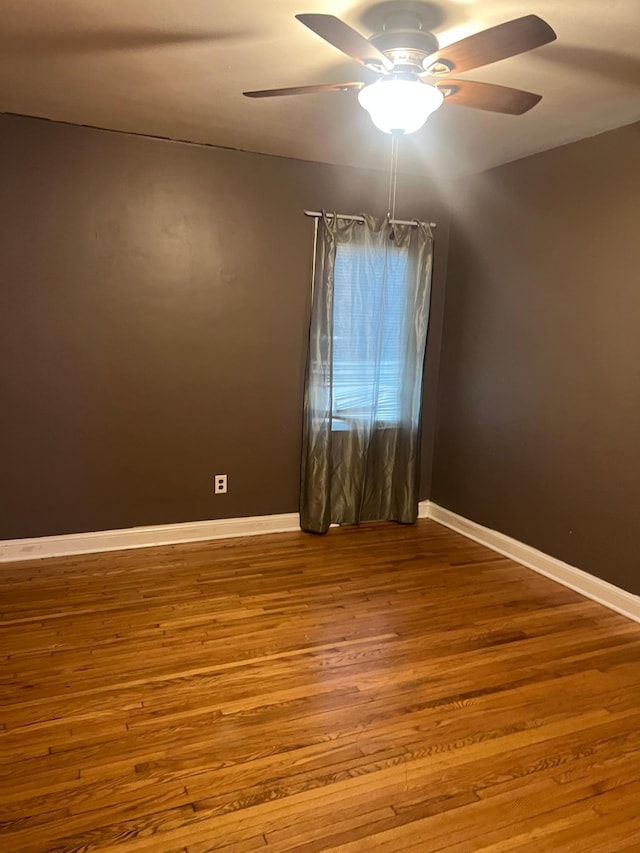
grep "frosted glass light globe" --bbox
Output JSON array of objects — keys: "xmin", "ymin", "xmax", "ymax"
[{"xmin": 358, "ymin": 78, "xmax": 444, "ymax": 134}]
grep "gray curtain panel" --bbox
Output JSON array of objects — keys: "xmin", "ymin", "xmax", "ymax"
[{"xmin": 300, "ymin": 213, "xmax": 434, "ymax": 534}]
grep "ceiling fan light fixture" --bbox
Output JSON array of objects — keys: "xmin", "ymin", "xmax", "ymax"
[{"xmin": 357, "ymin": 78, "xmax": 444, "ymax": 134}]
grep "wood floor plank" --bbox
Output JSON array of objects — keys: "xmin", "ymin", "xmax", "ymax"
[{"xmin": 1, "ymin": 520, "xmax": 639, "ymax": 851}]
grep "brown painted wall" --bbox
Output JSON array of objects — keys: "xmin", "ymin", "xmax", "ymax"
[
  {"xmin": 433, "ymin": 122, "xmax": 640, "ymax": 595},
  {"xmin": 0, "ymin": 114, "xmax": 449, "ymax": 539}
]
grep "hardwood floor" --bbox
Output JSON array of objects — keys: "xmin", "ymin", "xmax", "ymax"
[{"xmin": 1, "ymin": 520, "xmax": 640, "ymax": 852}]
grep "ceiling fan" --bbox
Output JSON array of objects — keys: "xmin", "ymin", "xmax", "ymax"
[{"xmin": 244, "ymin": 11, "xmax": 556, "ymax": 134}]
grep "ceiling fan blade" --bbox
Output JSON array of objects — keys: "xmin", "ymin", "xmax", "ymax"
[
  {"xmin": 295, "ymin": 14, "xmax": 393, "ymax": 71},
  {"xmin": 436, "ymin": 79, "xmax": 542, "ymax": 114},
  {"xmin": 424, "ymin": 15, "xmax": 556, "ymax": 75},
  {"xmin": 244, "ymin": 82, "xmax": 364, "ymax": 98}
]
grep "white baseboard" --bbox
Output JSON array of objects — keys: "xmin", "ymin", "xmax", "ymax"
[
  {"xmin": 417, "ymin": 500, "xmax": 431, "ymax": 519},
  {"xmin": 0, "ymin": 513, "xmax": 300, "ymax": 563},
  {"xmin": 421, "ymin": 501, "xmax": 640, "ymax": 624},
  {"xmin": 3, "ymin": 501, "xmax": 638, "ymax": 626}
]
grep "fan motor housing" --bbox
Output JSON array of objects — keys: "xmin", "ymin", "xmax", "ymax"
[
  {"xmin": 370, "ymin": 28, "xmax": 438, "ymax": 54},
  {"xmin": 369, "ymin": 28, "xmax": 438, "ymax": 68}
]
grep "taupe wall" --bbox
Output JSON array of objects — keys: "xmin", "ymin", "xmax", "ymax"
[
  {"xmin": 433, "ymin": 122, "xmax": 640, "ymax": 594},
  {"xmin": 0, "ymin": 114, "xmax": 449, "ymax": 539}
]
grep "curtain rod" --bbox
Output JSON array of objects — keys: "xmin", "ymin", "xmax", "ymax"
[{"xmin": 304, "ymin": 210, "xmax": 436, "ymax": 229}]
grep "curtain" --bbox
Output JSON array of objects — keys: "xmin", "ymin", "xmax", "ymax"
[{"xmin": 300, "ymin": 213, "xmax": 434, "ymax": 534}]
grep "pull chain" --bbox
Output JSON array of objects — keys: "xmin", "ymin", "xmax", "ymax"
[
  {"xmin": 387, "ymin": 133, "xmax": 401, "ymax": 221},
  {"xmin": 387, "ymin": 132, "xmax": 401, "ymax": 233}
]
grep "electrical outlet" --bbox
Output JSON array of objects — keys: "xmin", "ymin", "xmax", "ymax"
[{"xmin": 214, "ymin": 474, "xmax": 228, "ymax": 495}]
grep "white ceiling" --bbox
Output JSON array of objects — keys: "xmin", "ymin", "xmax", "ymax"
[{"xmin": 0, "ymin": 0, "xmax": 638, "ymax": 178}]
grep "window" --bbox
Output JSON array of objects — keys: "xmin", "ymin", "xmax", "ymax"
[{"xmin": 331, "ymin": 240, "xmax": 411, "ymax": 428}]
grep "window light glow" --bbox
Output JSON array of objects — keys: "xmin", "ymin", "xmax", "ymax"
[{"xmin": 358, "ymin": 78, "xmax": 444, "ymax": 135}]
